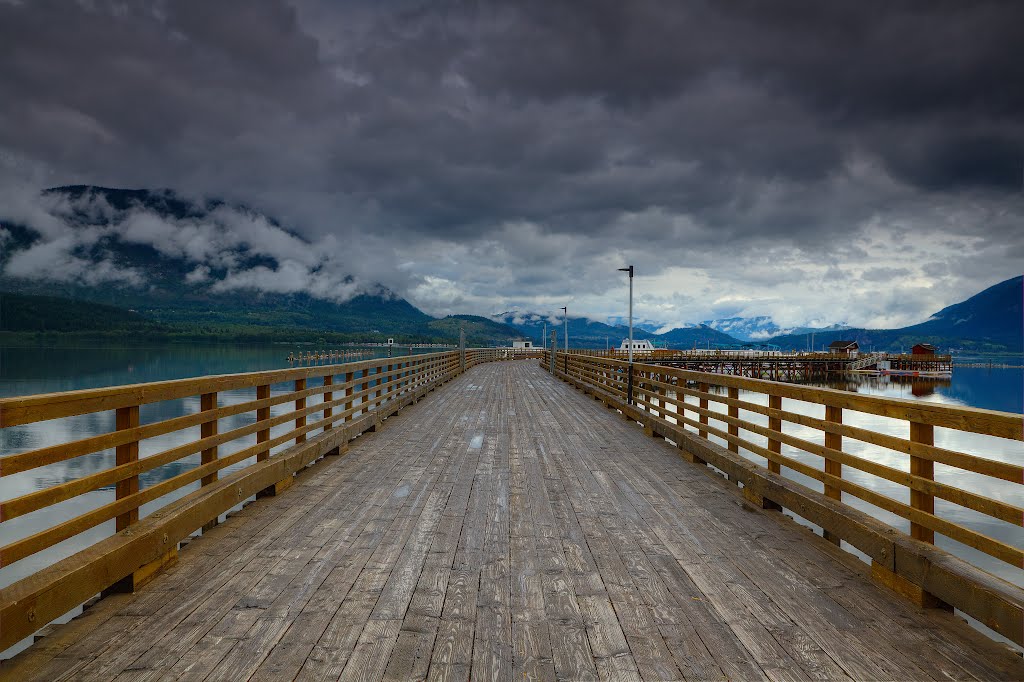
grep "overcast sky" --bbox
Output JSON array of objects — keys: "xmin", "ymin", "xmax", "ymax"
[{"xmin": 1, "ymin": 0, "xmax": 1021, "ymax": 330}]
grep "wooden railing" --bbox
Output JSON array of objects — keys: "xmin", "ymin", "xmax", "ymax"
[
  {"xmin": 886, "ymin": 353, "xmax": 954, "ymax": 362},
  {"xmin": 0, "ymin": 347, "xmax": 538, "ymax": 651},
  {"xmin": 544, "ymin": 351, "xmax": 1024, "ymax": 645}
]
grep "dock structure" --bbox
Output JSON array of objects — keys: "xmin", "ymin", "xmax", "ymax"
[
  {"xmin": 287, "ymin": 349, "xmax": 373, "ymax": 365},
  {"xmin": 1, "ymin": 351, "xmax": 1022, "ymax": 680},
  {"xmin": 576, "ymin": 349, "xmax": 954, "ymax": 380}
]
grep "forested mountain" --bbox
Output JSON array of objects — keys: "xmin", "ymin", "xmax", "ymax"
[
  {"xmin": 0, "ymin": 292, "xmax": 155, "ymax": 333},
  {"xmin": 0, "ymin": 186, "xmax": 512, "ymax": 344},
  {"xmin": 767, "ymin": 276, "xmax": 1022, "ymax": 353}
]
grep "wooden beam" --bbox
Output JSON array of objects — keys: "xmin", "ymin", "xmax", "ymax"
[
  {"xmin": 114, "ymin": 405, "xmax": 139, "ymax": 532},
  {"xmin": 910, "ymin": 421, "xmax": 936, "ymax": 544}
]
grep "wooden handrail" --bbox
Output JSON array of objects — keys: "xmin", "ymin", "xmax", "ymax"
[
  {"xmin": 557, "ymin": 353, "xmax": 1018, "ymax": 437},
  {"xmin": 0, "ymin": 347, "xmax": 541, "ymax": 651},
  {"xmin": 543, "ymin": 350, "xmax": 1024, "ymax": 645},
  {"xmin": 0, "ymin": 353, "xmax": 453, "ymax": 562}
]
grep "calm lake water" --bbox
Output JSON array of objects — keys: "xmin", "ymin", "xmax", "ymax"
[{"xmin": 0, "ymin": 344, "xmax": 1021, "ymax": 654}]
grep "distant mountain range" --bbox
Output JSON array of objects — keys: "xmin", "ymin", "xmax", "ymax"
[
  {"xmin": 767, "ymin": 276, "xmax": 1022, "ymax": 353},
  {"xmin": 0, "ymin": 186, "xmax": 523, "ymax": 345},
  {"xmin": 491, "ymin": 312, "xmax": 739, "ymax": 349},
  {"xmin": 700, "ymin": 316, "xmax": 851, "ymax": 342},
  {"xmin": 1, "ymin": 185, "xmax": 1020, "ymax": 352}
]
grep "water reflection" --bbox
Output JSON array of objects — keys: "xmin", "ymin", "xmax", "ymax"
[{"xmin": 654, "ymin": 369, "xmax": 1023, "ymax": 588}]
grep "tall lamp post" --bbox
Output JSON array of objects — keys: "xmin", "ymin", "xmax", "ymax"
[
  {"xmin": 561, "ymin": 306, "xmax": 569, "ymax": 375},
  {"xmin": 618, "ymin": 265, "xmax": 634, "ymax": 404},
  {"xmin": 560, "ymin": 306, "xmax": 568, "ymax": 352}
]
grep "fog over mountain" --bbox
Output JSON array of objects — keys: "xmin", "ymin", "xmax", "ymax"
[
  {"xmin": 1, "ymin": 1, "xmax": 1022, "ymax": 329},
  {"xmin": 0, "ymin": 186, "xmax": 372, "ymax": 302}
]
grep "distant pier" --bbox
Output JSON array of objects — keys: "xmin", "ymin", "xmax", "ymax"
[
  {"xmin": 573, "ymin": 349, "xmax": 953, "ymax": 381},
  {"xmin": 286, "ymin": 349, "xmax": 373, "ymax": 365}
]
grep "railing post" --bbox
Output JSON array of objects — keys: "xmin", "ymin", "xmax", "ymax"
[
  {"xmin": 767, "ymin": 395, "xmax": 782, "ymax": 476},
  {"xmin": 743, "ymin": 395, "xmax": 785, "ymax": 510},
  {"xmin": 200, "ymin": 393, "xmax": 218, "ymax": 486},
  {"xmin": 295, "ymin": 378, "xmax": 307, "ymax": 444},
  {"xmin": 256, "ymin": 384, "xmax": 270, "ymax": 461},
  {"xmin": 411, "ymin": 358, "xmax": 420, "ymax": 399},
  {"xmin": 114, "ymin": 405, "xmax": 140, "ymax": 532},
  {"xmin": 200, "ymin": 392, "xmax": 218, "ymax": 533},
  {"xmin": 643, "ymin": 371, "xmax": 660, "ymax": 437},
  {"xmin": 460, "ymin": 329, "xmax": 466, "ymax": 373},
  {"xmin": 910, "ymin": 421, "xmax": 935, "ymax": 543},
  {"xmin": 549, "ymin": 331, "xmax": 557, "ymax": 374},
  {"xmin": 823, "ymin": 405, "xmax": 842, "ymax": 545},
  {"xmin": 345, "ymin": 371, "xmax": 354, "ymax": 417},
  {"xmin": 727, "ymin": 387, "xmax": 740, "ymax": 454},
  {"xmin": 323, "ymin": 374, "xmax": 334, "ymax": 432},
  {"xmin": 698, "ymin": 382, "xmax": 709, "ymax": 439},
  {"xmin": 725, "ymin": 386, "xmax": 741, "ymax": 485},
  {"xmin": 871, "ymin": 422, "xmax": 951, "ymax": 610},
  {"xmin": 627, "ymin": 363, "xmax": 634, "ymax": 405},
  {"xmin": 322, "ymin": 373, "xmax": 346, "ymax": 458},
  {"xmin": 106, "ymin": 402, "xmax": 178, "ymax": 595}
]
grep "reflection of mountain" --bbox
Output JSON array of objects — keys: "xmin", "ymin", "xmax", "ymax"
[
  {"xmin": 933, "ymin": 367, "xmax": 1023, "ymax": 414},
  {"xmin": 0, "ymin": 345, "xmax": 294, "ymax": 395},
  {"xmin": 802, "ymin": 369, "xmax": 1017, "ymax": 414}
]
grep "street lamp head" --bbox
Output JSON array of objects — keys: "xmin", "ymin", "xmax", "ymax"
[{"xmin": 618, "ymin": 265, "xmax": 633, "ymax": 277}]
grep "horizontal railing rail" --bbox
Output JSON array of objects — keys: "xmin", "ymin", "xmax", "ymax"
[
  {"xmin": 543, "ymin": 350, "xmax": 1024, "ymax": 646},
  {"xmin": 0, "ymin": 347, "xmax": 540, "ymax": 651}
]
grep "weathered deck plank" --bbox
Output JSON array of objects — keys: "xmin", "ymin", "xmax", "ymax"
[{"xmin": 3, "ymin": 361, "xmax": 1023, "ymax": 682}]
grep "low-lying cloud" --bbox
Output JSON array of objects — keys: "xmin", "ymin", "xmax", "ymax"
[{"xmin": 0, "ymin": 185, "xmax": 379, "ymax": 303}]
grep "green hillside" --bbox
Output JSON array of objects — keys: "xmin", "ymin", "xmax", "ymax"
[
  {"xmin": 0, "ymin": 292, "xmax": 155, "ymax": 332},
  {"xmin": 427, "ymin": 315, "xmax": 525, "ymax": 345},
  {"xmin": 0, "ymin": 292, "xmax": 521, "ymax": 346}
]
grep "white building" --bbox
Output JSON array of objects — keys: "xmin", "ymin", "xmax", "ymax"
[
  {"xmin": 512, "ymin": 340, "xmax": 534, "ymax": 349},
  {"xmin": 619, "ymin": 339, "xmax": 655, "ymax": 352}
]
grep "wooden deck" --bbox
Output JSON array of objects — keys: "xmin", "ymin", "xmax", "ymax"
[{"xmin": 5, "ymin": 362, "xmax": 1023, "ymax": 681}]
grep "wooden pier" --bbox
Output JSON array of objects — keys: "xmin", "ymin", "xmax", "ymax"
[
  {"xmin": 576, "ymin": 350, "xmax": 954, "ymax": 380},
  {"xmin": 287, "ymin": 350, "xmax": 373, "ymax": 365},
  {"xmin": 1, "ymin": 351, "xmax": 1022, "ymax": 680}
]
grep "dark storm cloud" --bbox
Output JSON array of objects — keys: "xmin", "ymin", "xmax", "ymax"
[{"xmin": 0, "ymin": 0, "xmax": 1021, "ymax": 326}]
